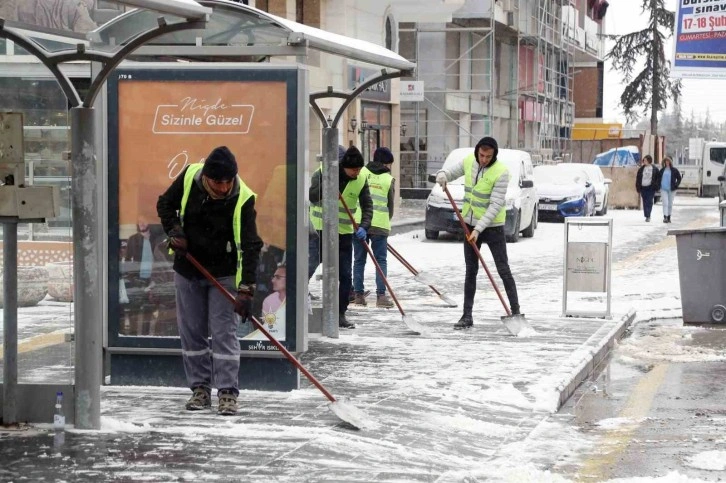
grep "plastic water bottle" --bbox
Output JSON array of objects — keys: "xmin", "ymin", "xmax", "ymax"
[{"xmin": 53, "ymin": 391, "xmax": 65, "ymax": 430}]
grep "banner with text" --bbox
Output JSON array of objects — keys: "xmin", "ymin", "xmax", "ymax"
[{"xmin": 672, "ymin": 0, "xmax": 726, "ymax": 78}]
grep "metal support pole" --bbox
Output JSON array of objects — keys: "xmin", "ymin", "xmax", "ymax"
[
  {"xmin": 321, "ymin": 127, "xmax": 340, "ymax": 338},
  {"xmin": 2, "ymin": 222, "xmax": 18, "ymax": 425},
  {"xmin": 71, "ymin": 107, "xmax": 101, "ymax": 430}
]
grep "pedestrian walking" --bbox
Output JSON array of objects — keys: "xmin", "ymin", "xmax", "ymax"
[
  {"xmin": 308, "ymin": 145, "xmax": 373, "ymax": 328},
  {"xmin": 435, "ymin": 137, "xmax": 521, "ymax": 330},
  {"xmin": 157, "ymin": 146, "xmax": 263, "ymax": 415},
  {"xmin": 636, "ymin": 154, "xmax": 660, "ymax": 222},
  {"xmin": 658, "ymin": 156, "xmax": 681, "ymax": 223},
  {"xmin": 352, "ymin": 147, "xmax": 396, "ymax": 309}
]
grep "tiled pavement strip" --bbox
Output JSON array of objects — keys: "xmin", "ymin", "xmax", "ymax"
[{"xmin": 0, "ymin": 199, "xmax": 718, "ymax": 481}]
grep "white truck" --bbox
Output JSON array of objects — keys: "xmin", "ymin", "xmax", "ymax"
[{"xmin": 680, "ymin": 138, "xmax": 726, "ymax": 197}]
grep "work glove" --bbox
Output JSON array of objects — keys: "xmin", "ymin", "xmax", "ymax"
[
  {"xmin": 436, "ymin": 171, "xmax": 448, "ymax": 189},
  {"xmin": 467, "ymin": 229, "xmax": 480, "ymax": 243},
  {"xmin": 355, "ymin": 226, "xmax": 367, "ymax": 241},
  {"xmin": 167, "ymin": 225, "xmax": 187, "ymax": 256},
  {"xmin": 234, "ymin": 283, "xmax": 255, "ymax": 319}
]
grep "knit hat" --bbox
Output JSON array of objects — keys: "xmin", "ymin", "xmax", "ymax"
[
  {"xmin": 373, "ymin": 147, "xmax": 394, "ymax": 165},
  {"xmin": 202, "ymin": 146, "xmax": 238, "ymax": 180},
  {"xmin": 340, "ymin": 146, "xmax": 364, "ymax": 168},
  {"xmin": 338, "ymin": 145, "xmax": 346, "ymax": 161},
  {"xmin": 475, "ymin": 136, "xmax": 498, "ymax": 162}
]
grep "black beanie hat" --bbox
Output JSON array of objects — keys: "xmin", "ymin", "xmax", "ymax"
[
  {"xmin": 373, "ymin": 147, "xmax": 394, "ymax": 165},
  {"xmin": 202, "ymin": 146, "xmax": 238, "ymax": 180},
  {"xmin": 475, "ymin": 136, "xmax": 499, "ymax": 162},
  {"xmin": 340, "ymin": 146, "xmax": 364, "ymax": 168}
]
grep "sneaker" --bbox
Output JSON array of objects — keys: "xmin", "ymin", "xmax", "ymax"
[
  {"xmin": 185, "ymin": 387, "xmax": 211, "ymax": 411},
  {"xmin": 453, "ymin": 314, "xmax": 473, "ymax": 330},
  {"xmin": 376, "ymin": 294, "xmax": 394, "ymax": 308},
  {"xmin": 339, "ymin": 313, "xmax": 356, "ymax": 329},
  {"xmin": 217, "ymin": 389, "xmax": 238, "ymax": 416},
  {"xmin": 352, "ymin": 292, "xmax": 367, "ymax": 306}
]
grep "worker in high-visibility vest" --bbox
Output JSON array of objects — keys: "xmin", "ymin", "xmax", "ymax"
[
  {"xmin": 308, "ymin": 145, "xmax": 373, "ymax": 328},
  {"xmin": 352, "ymin": 147, "xmax": 396, "ymax": 309},
  {"xmin": 158, "ymin": 146, "xmax": 263, "ymax": 415}
]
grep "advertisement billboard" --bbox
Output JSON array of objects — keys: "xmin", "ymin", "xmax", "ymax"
[
  {"xmin": 107, "ymin": 65, "xmax": 304, "ymax": 355},
  {"xmin": 672, "ymin": 0, "xmax": 726, "ymax": 78}
]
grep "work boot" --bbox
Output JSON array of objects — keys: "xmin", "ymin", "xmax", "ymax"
[
  {"xmin": 352, "ymin": 292, "xmax": 367, "ymax": 306},
  {"xmin": 645, "ymin": 217, "xmax": 651, "ymax": 222},
  {"xmin": 185, "ymin": 386, "xmax": 211, "ymax": 411},
  {"xmin": 667, "ymin": 215, "xmax": 671, "ymax": 223},
  {"xmin": 453, "ymin": 314, "xmax": 473, "ymax": 330},
  {"xmin": 376, "ymin": 294, "xmax": 394, "ymax": 308},
  {"xmin": 339, "ymin": 313, "xmax": 356, "ymax": 329},
  {"xmin": 663, "ymin": 216, "xmax": 668, "ymax": 223},
  {"xmin": 217, "ymin": 389, "xmax": 238, "ymax": 416}
]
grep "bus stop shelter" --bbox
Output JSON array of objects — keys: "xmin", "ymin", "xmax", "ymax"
[{"xmin": 0, "ymin": 0, "xmax": 413, "ymax": 429}]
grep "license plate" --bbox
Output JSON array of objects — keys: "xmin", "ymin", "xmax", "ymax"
[{"xmin": 540, "ymin": 203, "xmax": 558, "ymax": 210}]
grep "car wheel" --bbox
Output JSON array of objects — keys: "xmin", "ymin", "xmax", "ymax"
[
  {"xmin": 521, "ymin": 208, "xmax": 535, "ymax": 238},
  {"xmin": 506, "ymin": 211, "xmax": 520, "ymax": 243},
  {"xmin": 425, "ymin": 229, "xmax": 439, "ymax": 240},
  {"xmin": 599, "ymin": 196, "xmax": 608, "ymax": 215}
]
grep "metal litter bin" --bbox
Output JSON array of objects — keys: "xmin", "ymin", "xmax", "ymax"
[{"xmin": 668, "ymin": 227, "xmax": 726, "ymax": 324}]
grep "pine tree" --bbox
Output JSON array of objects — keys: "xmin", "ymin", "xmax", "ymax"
[{"xmin": 606, "ymin": 0, "xmax": 682, "ymax": 159}]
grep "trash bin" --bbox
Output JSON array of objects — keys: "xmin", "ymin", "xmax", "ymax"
[
  {"xmin": 668, "ymin": 227, "xmax": 726, "ymax": 324},
  {"xmin": 720, "ymin": 200, "xmax": 726, "ymax": 227}
]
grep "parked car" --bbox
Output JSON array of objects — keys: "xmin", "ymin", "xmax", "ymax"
[
  {"xmin": 425, "ymin": 148, "xmax": 537, "ymax": 242},
  {"xmin": 555, "ymin": 163, "xmax": 611, "ymax": 215},
  {"xmin": 533, "ymin": 164, "xmax": 596, "ymax": 219}
]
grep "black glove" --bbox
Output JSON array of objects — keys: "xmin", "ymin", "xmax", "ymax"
[
  {"xmin": 234, "ymin": 284, "xmax": 255, "ymax": 318},
  {"xmin": 167, "ymin": 225, "xmax": 187, "ymax": 256}
]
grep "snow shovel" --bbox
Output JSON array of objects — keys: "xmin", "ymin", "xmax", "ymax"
[
  {"xmin": 338, "ymin": 194, "xmax": 425, "ymax": 335},
  {"xmin": 184, "ymin": 252, "xmax": 373, "ymax": 430},
  {"xmin": 387, "ymin": 243, "xmax": 457, "ymax": 307},
  {"xmin": 441, "ymin": 185, "xmax": 531, "ymax": 336}
]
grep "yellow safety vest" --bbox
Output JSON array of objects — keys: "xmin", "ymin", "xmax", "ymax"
[
  {"xmin": 179, "ymin": 163, "xmax": 256, "ymax": 286},
  {"xmin": 309, "ymin": 167, "xmax": 366, "ymax": 234},
  {"xmin": 354, "ymin": 167, "xmax": 393, "ymax": 231},
  {"xmin": 462, "ymin": 154, "xmax": 507, "ymax": 224}
]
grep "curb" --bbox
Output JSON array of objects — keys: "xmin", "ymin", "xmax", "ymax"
[
  {"xmin": 390, "ymin": 218, "xmax": 424, "ymax": 235},
  {"xmin": 554, "ymin": 309, "xmax": 637, "ymax": 410}
]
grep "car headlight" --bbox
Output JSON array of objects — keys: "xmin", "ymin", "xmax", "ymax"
[{"xmin": 564, "ymin": 195, "xmax": 582, "ymax": 202}]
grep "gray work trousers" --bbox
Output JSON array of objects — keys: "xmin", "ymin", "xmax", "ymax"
[{"xmin": 174, "ymin": 272, "xmax": 240, "ymax": 395}]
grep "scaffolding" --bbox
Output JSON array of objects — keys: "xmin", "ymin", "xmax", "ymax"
[
  {"xmin": 398, "ymin": 0, "xmax": 578, "ymax": 187},
  {"xmin": 518, "ymin": 0, "xmax": 575, "ymax": 160}
]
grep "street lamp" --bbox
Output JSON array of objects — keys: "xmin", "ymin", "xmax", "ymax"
[
  {"xmin": 348, "ymin": 116, "xmax": 357, "ymax": 133},
  {"xmin": 400, "ymin": 122, "xmax": 407, "ymax": 137}
]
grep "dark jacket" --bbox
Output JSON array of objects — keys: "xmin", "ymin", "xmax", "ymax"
[
  {"xmin": 308, "ymin": 166, "xmax": 374, "ymax": 231},
  {"xmin": 658, "ymin": 166, "xmax": 682, "ymax": 191},
  {"xmin": 156, "ymin": 166, "xmax": 262, "ymax": 283},
  {"xmin": 635, "ymin": 164, "xmax": 660, "ymax": 193}
]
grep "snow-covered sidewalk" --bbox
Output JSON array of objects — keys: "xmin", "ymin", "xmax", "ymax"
[{"xmin": 0, "ymin": 197, "xmax": 721, "ymax": 482}]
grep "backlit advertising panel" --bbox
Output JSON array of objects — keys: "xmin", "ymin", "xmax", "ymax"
[{"xmin": 107, "ymin": 65, "xmax": 303, "ymax": 354}]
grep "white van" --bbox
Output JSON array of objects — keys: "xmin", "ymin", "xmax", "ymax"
[{"xmin": 425, "ymin": 148, "xmax": 538, "ymax": 242}]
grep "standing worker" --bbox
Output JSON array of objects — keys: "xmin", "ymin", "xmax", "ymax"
[
  {"xmin": 636, "ymin": 154, "xmax": 660, "ymax": 222},
  {"xmin": 308, "ymin": 146, "xmax": 373, "ymax": 329},
  {"xmin": 157, "ymin": 146, "xmax": 263, "ymax": 415},
  {"xmin": 352, "ymin": 147, "xmax": 396, "ymax": 308},
  {"xmin": 435, "ymin": 137, "xmax": 521, "ymax": 329},
  {"xmin": 658, "ymin": 156, "xmax": 681, "ymax": 223}
]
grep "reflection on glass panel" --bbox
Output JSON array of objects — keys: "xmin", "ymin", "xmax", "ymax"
[{"xmin": 0, "ymin": 76, "xmax": 74, "ymax": 385}]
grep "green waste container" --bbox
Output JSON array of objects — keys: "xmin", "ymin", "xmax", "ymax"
[{"xmin": 668, "ymin": 227, "xmax": 726, "ymax": 324}]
